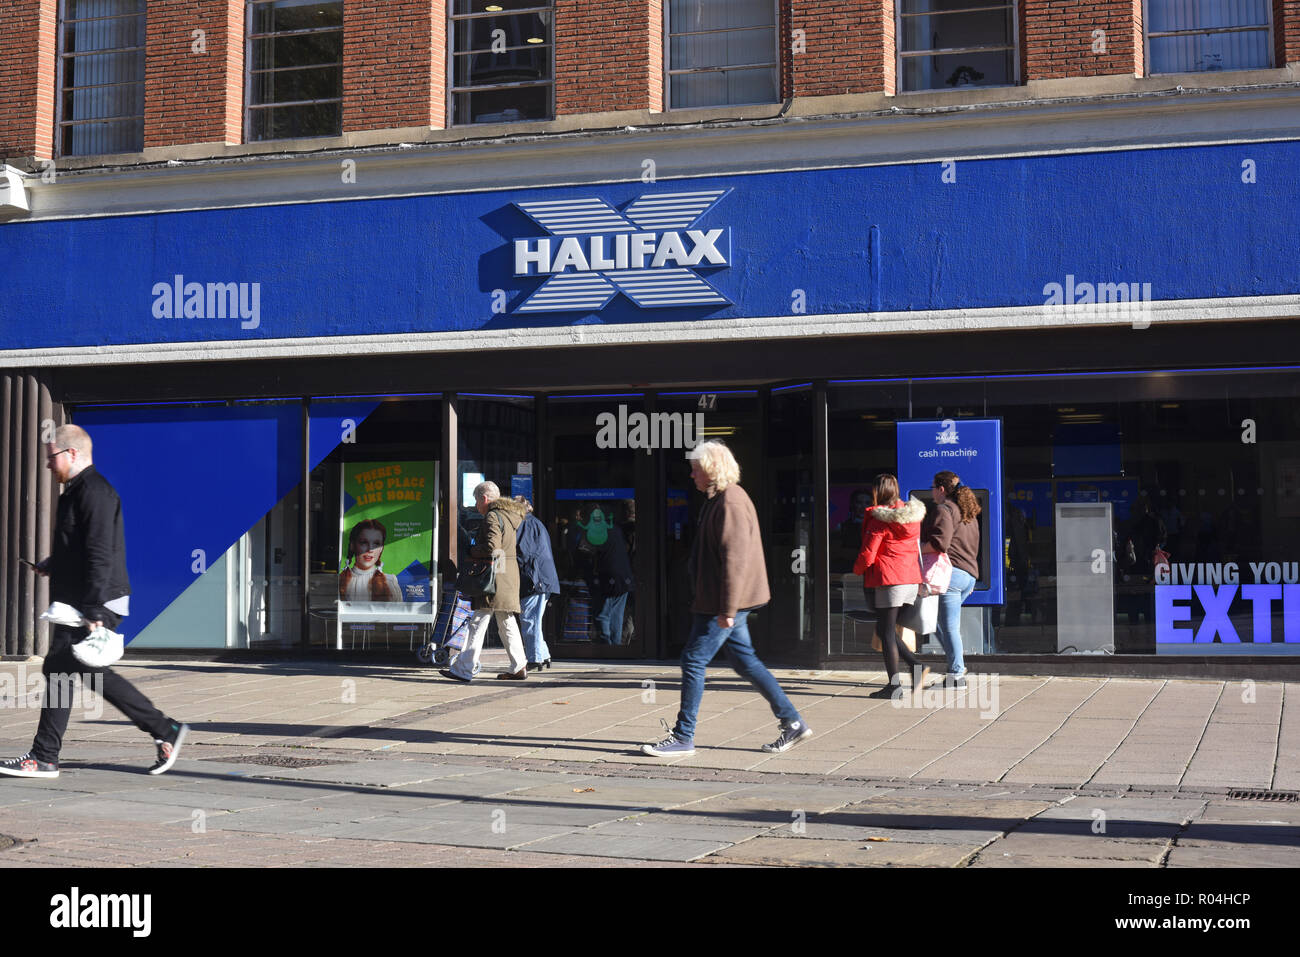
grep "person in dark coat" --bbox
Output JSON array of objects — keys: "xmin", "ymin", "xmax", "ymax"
[
  {"xmin": 1, "ymin": 425, "xmax": 189, "ymax": 779},
  {"xmin": 642, "ymin": 441, "xmax": 813, "ymax": 757},
  {"xmin": 441, "ymin": 481, "xmax": 530, "ymax": 682},
  {"xmin": 513, "ymin": 496, "xmax": 559, "ymax": 669}
]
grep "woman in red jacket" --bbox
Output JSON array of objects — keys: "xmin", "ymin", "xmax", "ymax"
[{"xmin": 854, "ymin": 473, "xmax": 928, "ymax": 697}]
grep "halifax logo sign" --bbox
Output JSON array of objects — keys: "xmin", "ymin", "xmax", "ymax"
[{"xmin": 511, "ymin": 189, "xmax": 732, "ymax": 313}]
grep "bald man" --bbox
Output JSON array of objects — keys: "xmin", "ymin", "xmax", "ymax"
[{"xmin": 1, "ymin": 425, "xmax": 188, "ymax": 778}]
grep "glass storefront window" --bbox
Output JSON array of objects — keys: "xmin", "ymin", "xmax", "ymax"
[
  {"xmin": 766, "ymin": 386, "xmax": 816, "ymax": 655},
  {"xmin": 826, "ymin": 381, "xmax": 911, "ymax": 656},
  {"xmin": 309, "ymin": 397, "xmax": 442, "ymax": 650}
]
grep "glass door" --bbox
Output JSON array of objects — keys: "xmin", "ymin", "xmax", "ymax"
[
  {"xmin": 546, "ymin": 395, "xmax": 647, "ymax": 658},
  {"xmin": 655, "ymin": 390, "xmax": 765, "ymax": 658}
]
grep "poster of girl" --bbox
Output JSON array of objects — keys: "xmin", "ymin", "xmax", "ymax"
[{"xmin": 339, "ymin": 518, "xmax": 403, "ymax": 602}]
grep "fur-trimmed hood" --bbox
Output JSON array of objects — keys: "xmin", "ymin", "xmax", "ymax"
[
  {"xmin": 868, "ymin": 497, "xmax": 926, "ymax": 525},
  {"xmin": 487, "ymin": 497, "xmax": 529, "ymax": 520}
]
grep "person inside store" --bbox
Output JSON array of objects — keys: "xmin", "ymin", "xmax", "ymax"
[
  {"xmin": 339, "ymin": 518, "xmax": 403, "ymax": 602},
  {"xmin": 571, "ymin": 503, "xmax": 634, "ymax": 644},
  {"xmin": 854, "ymin": 472, "xmax": 929, "ymax": 697},
  {"xmin": 923, "ymin": 470, "xmax": 980, "ymax": 687}
]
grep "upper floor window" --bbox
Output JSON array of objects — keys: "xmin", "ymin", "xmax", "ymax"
[
  {"xmin": 450, "ymin": 0, "xmax": 554, "ymax": 125},
  {"xmin": 247, "ymin": 0, "xmax": 343, "ymax": 141},
  {"xmin": 1145, "ymin": 0, "xmax": 1273, "ymax": 74},
  {"xmin": 57, "ymin": 0, "xmax": 146, "ymax": 156},
  {"xmin": 667, "ymin": 0, "xmax": 778, "ymax": 109},
  {"xmin": 897, "ymin": 0, "xmax": 1017, "ymax": 92}
]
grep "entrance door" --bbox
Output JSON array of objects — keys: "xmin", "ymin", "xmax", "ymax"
[
  {"xmin": 545, "ymin": 395, "xmax": 649, "ymax": 658},
  {"xmin": 656, "ymin": 390, "xmax": 765, "ymax": 658}
]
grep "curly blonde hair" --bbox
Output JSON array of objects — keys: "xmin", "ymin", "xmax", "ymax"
[{"xmin": 688, "ymin": 440, "xmax": 741, "ymax": 491}]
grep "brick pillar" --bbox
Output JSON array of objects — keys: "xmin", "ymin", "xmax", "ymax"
[
  {"xmin": 144, "ymin": 0, "xmax": 245, "ymax": 148},
  {"xmin": 788, "ymin": 0, "xmax": 896, "ymax": 97},
  {"xmin": 1276, "ymin": 0, "xmax": 1300, "ymax": 67},
  {"xmin": 1021, "ymin": 0, "xmax": 1142, "ymax": 80},
  {"xmin": 343, "ymin": 0, "xmax": 441, "ymax": 132},
  {"xmin": 0, "ymin": 0, "xmax": 57, "ymax": 160},
  {"xmin": 555, "ymin": 0, "xmax": 662, "ymax": 115}
]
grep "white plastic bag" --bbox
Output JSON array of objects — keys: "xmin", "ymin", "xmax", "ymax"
[{"xmin": 41, "ymin": 604, "xmax": 125, "ymax": 668}]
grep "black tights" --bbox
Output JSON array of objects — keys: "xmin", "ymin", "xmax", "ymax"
[{"xmin": 876, "ymin": 605, "xmax": 920, "ymax": 684}]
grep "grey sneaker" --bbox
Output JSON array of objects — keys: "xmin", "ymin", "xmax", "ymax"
[
  {"xmin": 641, "ymin": 719, "xmax": 695, "ymax": 757},
  {"xmin": 0, "ymin": 752, "xmax": 59, "ymax": 778},
  {"xmin": 762, "ymin": 719, "xmax": 813, "ymax": 753}
]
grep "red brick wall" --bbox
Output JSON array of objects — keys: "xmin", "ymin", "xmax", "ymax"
[
  {"xmin": 0, "ymin": 0, "xmax": 56, "ymax": 160},
  {"xmin": 343, "ymin": 0, "xmax": 438, "ymax": 131},
  {"xmin": 1022, "ymin": 0, "xmax": 1142, "ymax": 80},
  {"xmin": 788, "ymin": 0, "xmax": 895, "ymax": 97},
  {"xmin": 555, "ymin": 0, "xmax": 661, "ymax": 115},
  {"xmin": 144, "ymin": 0, "xmax": 244, "ymax": 148},
  {"xmin": 1276, "ymin": 0, "xmax": 1300, "ymax": 66}
]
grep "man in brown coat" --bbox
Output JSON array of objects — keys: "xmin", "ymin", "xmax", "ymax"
[
  {"xmin": 441, "ymin": 481, "xmax": 530, "ymax": 682},
  {"xmin": 642, "ymin": 441, "xmax": 813, "ymax": 757}
]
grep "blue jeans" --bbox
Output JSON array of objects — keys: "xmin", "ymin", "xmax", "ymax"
[
  {"xmin": 520, "ymin": 592, "xmax": 551, "ymax": 663},
  {"xmin": 936, "ymin": 567, "xmax": 976, "ymax": 674},
  {"xmin": 594, "ymin": 592, "xmax": 628, "ymax": 644},
  {"xmin": 674, "ymin": 611, "xmax": 801, "ymax": 742}
]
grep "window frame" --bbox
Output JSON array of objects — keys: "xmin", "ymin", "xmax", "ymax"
[
  {"xmin": 244, "ymin": 0, "xmax": 346, "ymax": 143},
  {"xmin": 895, "ymin": 0, "xmax": 1020, "ymax": 94},
  {"xmin": 663, "ymin": 0, "xmax": 781, "ymax": 111},
  {"xmin": 447, "ymin": 1, "xmax": 556, "ymax": 127},
  {"xmin": 55, "ymin": 0, "xmax": 148, "ymax": 158},
  {"xmin": 1142, "ymin": 0, "xmax": 1274, "ymax": 76}
]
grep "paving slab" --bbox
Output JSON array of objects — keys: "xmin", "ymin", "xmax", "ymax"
[
  {"xmin": 1164, "ymin": 844, "xmax": 1300, "ymax": 867},
  {"xmin": 523, "ymin": 831, "xmax": 737, "ymax": 861},
  {"xmin": 986, "ymin": 831, "xmax": 1169, "ymax": 863},
  {"xmin": 707, "ymin": 835, "xmax": 982, "ymax": 867}
]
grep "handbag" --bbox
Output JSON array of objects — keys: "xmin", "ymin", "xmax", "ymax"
[
  {"xmin": 897, "ymin": 593, "xmax": 940, "ymax": 635},
  {"xmin": 917, "ymin": 539, "xmax": 952, "ymax": 596},
  {"xmin": 455, "ymin": 512, "xmax": 504, "ymax": 598}
]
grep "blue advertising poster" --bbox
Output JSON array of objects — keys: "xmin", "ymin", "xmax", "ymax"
[
  {"xmin": 897, "ymin": 419, "xmax": 1004, "ymax": 605},
  {"xmin": 511, "ymin": 475, "xmax": 534, "ymax": 502}
]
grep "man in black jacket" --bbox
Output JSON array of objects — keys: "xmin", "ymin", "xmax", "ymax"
[{"xmin": 0, "ymin": 425, "xmax": 188, "ymax": 779}]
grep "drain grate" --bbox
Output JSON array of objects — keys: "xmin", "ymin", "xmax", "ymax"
[
  {"xmin": 1227, "ymin": 789, "xmax": 1299, "ymax": 803},
  {"xmin": 200, "ymin": 754, "xmax": 352, "ymax": 770}
]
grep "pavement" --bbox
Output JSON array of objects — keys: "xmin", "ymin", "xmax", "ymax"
[{"xmin": 0, "ymin": 654, "xmax": 1297, "ymax": 868}]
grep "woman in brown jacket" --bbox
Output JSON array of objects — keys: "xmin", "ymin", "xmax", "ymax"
[{"xmin": 642, "ymin": 441, "xmax": 813, "ymax": 757}]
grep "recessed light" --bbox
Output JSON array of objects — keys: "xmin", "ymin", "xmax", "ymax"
[
  {"xmin": 485, "ymin": 4, "xmax": 503, "ymax": 10},
  {"xmin": 526, "ymin": 36, "xmax": 544, "ymax": 43}
]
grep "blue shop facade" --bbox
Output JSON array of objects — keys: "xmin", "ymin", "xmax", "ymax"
[{"xmin": 2, "ymin": 133, "xmax": 1299, "ymax": 672}]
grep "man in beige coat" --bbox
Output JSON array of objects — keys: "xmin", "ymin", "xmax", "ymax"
[
  {"xmin": 642, "ymin": 441, "xmax": 813, "ymax": 757},
  {"xmin": 441, "ymin": 481, "xmax": 530, "ymax": 682}
]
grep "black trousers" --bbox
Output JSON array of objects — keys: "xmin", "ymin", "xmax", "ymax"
[{"xmin": 31, "ymin": 621, "xmax": 173, "ymax": 763}]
